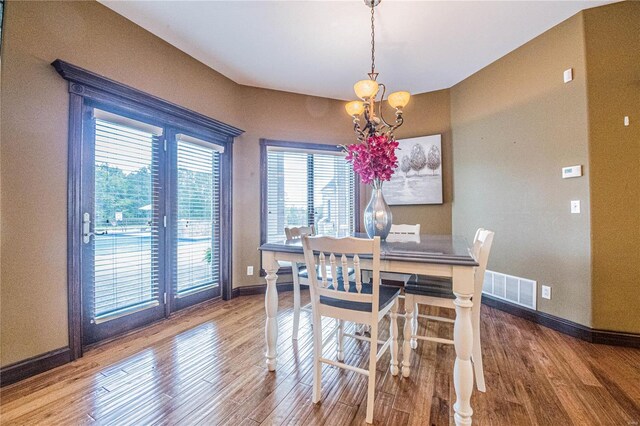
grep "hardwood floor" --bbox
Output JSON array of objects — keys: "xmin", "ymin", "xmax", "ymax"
[{"xmin": 1, "ymin": 291, "xmax": 639, "ymax": 425}]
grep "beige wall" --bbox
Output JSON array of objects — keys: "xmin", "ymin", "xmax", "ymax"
[
  {"xmin": 584, "ymin": 2, "xmax": 640, "ymax": 333},
  {"xmin": 450, "ymin": 13, "xmax": 593, "ymax": 326},
  {"xmin": 360, "ymin": 89, "xmax": 453, "ymax": 235},
  {"xmin": 0, "ymin": 0, "xmax": 451, "ymax": 366},
  {"xmin": 0, "ymin": 0, "xmax": 236, "ymax": 366},
  {"xmin": 233, "ymin": 86, "xmax": 355, "ymax": 288},
  {"xmin": 2, "ymin": 0, "xmax": 637, "ymax": 369}
]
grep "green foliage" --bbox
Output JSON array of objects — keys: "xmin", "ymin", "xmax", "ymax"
[
  {"xmin": 95, "ymin": 164, "xmax": 214, "ymax": 227},
  {"xmin": 177, "ymin": 167, "xmax": 213, "ymax": 220},
  {"xmin": 286, "ymin": 206, "xmax": 306, "ymax": 227},
  {"xmin": 95, "ymin": 164, "xmax": 151, "ymax": 226}
]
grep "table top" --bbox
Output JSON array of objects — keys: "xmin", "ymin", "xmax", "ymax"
[{"xmin": 259, "ymin": 233, "xmax": 478, "ymax": 267}]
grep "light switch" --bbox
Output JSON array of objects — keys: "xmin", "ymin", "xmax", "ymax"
[
  {"xmin": 563, "ymin": 68, "xmax": 573, "ymax": 83},
  {"xmin": 571, "ymin": 200, "xmax": 580, "ymax": 214},
  {"xmin": 624, "ymin": 116, "xmax": 630, "ymax": 126}
]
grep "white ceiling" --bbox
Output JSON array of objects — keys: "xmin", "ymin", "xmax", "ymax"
[{"xmin": 100, "ymin": 0, "xmax": 613, "ymax": 100}]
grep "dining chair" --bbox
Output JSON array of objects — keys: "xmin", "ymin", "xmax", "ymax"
[
  {"xmin": 301, "ymin": 235, "xmax": 401, "ymax": 424},
  {"xmin": 358, "ymin": 224, "xmax": 420, "ymax": 336},
  {"xmin": 286, "ymin": 225, "xmax": 356, "ymax": 340},
  {"xmin": 382, "ymin": 223, "xmax": 420, "ymax": 284},
  {"xmin": 361, "ymin": 224, "xmax": 420, "ymax": 285},
  {"xmin": 285, "ymin": 225, "xmax": 315, "ymax": 341},
  {"xmin": 401, "ymin": 228, "xmax": 494, "ymax": 392}
]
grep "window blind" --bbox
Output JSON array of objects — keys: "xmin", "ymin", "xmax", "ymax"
[
  {"xmin": 175, "ymin": 138, "xmax": 221, "ymax": 295},
  {"xmin": 265, "ymin": 147, "xmax": 355, "ymax": 243},
  {"xmin": 93, "ymin": 117, "xmax": 161, "ymax": 320}
]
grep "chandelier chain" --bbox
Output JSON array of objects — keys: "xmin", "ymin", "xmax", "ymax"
[{"xmin": 370, "ymin": 2, "xmax": 375, "ymax": 75}]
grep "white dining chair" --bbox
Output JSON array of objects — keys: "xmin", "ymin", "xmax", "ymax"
[
  {"xmin": 285, "ymin": 225, "xmax": 315, "ymax": 341},
  {"xmin": 358, "ymin": 224, "xmax": 420, "ymax": 336},
  {"xmin": 382, "ymin": 224, "xmax": 420, "ymax": 284},
  {"xmin": 401, "ymin": 228, "xmax": 494, "ymax": 392},
  {"xmin": 301, "ymin": 235, "xmax": 401, "ymax": 424},
  {"xmin": 286, "ymin": 225, "xmax": 356, "ymax": 340},
  {"xmin": 361, "ymin": 224, "xmax": 420, "ymax": 285}
]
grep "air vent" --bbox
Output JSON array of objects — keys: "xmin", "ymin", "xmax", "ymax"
[{"xmin": 483, "ymin": 270, "xmax": 536, "ymax": 310}]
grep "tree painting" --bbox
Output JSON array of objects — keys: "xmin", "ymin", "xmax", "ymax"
[
  {"xmin": 400, "ymin": 155, "xmax": 411, "ymax": 177},
  {"xmin": 409, "ymin": 144, "xmax": 427, "ymax": 175},
  {"xmin": 383, "ymin": 134, "xmax": 443, "ymax": 205},
  {"xmin": 427, "ymin": 145, "xmax": 441, "ymax": 175}
]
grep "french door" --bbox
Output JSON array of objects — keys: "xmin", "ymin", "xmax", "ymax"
[{"xmin": 81, "ymin": 107, "xmax": 225, "ymax": 344}]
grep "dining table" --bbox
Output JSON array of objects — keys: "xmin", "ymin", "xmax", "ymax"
[{"xmin": 259, "ymin": 233, "xmax": 479, "ymax": 426}]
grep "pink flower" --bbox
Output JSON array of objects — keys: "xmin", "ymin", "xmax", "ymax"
[{"xmin": 343, "ymin": 135, "xmax": 399, "ymax": 186}]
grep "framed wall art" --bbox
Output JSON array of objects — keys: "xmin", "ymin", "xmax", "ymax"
[{"xmin": 384, "ymin": 134, "xmax": 443, "ymax": 205}]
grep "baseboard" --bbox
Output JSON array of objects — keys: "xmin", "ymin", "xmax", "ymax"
[
  {"xmin": 483, "ymin": 295, "xmax": 640, "ymax": 348},
  {"xmin": 0, "ymin": 347, "xmax": 72, "ymax": 387},
  {"xmin": 234, "ymin": 282, "xmax": 298, "ymax": 297}
]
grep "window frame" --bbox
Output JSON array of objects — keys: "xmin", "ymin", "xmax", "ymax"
[
  {"xmin": 259, "ymin": 138, "xmax": 361, "ymax": 275},
  {"xmin": 55, "ymin": 60, "xmax": 243, "ymax": 359}
]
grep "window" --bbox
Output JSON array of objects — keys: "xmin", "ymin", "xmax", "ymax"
[{"xmin": 261, "ymin": 139, "xmax": 359, "ymax": 244}]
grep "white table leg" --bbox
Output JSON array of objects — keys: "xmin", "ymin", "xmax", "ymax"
[
  {"xmin": 452, "ymin": 267, "xmax": 475, "ymax": 426},
  {"xmin": 401, "ymin": 294, "xmax": 415, "ymax": 378},
  {"xmin": 390, "ymin": 298, "xmax": 399, "ymax": 376},
  {"xmin": 264, "ymin": 252, "xmax": 279, "ymax": 371}
]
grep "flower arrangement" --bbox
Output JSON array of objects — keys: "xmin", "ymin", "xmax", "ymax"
[{"xmin": 343, "ymin": 134, "xmax": 399, "ymax": 188}]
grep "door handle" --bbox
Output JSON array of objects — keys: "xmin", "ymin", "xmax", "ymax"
[{"xmin": 83, "ymin": 212, "xmax": 107, "ymax": 243}]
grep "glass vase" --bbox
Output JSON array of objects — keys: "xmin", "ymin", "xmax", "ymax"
[{"xmin": 364, "ymin": 185, "xmax": 392, "ymax": 239}]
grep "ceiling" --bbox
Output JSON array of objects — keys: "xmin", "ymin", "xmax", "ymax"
[{"xmin": 100, "ymin": 0, "xmax": 613, "ymax": 101}]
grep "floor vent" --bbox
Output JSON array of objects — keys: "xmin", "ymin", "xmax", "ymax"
[{"xmin": 483, "ymin": 270, "xmax": 536, "ymax": 310}]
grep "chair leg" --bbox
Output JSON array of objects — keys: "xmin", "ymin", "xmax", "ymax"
[
  {"xmin": 472, "ymin": 303, "xmax": 486, "ymax": 392},
  {"xmin": 411, "ymin": 302, "xmax": 419, "ymax": 349},
  {"xmin": 337, "ymin": 320, "xmax": 345, "ymax": 362},
  {"xmin": 292, "ymin": 275, "xmax": 301, "ymax": 341},
  {"xmin": 402, "ymin": 295, "xmax": 415, "ymax": 378},
  {"xmin": 365, "ymin": 322, "xmax": 378, "ymax": 424},
  {"xmin": 312, "ymin": 311, "xmax": 323, "ymax": 403},
  {"xmin": 390, "ymin": 299, "xmax": 399, "ymax": 376}
]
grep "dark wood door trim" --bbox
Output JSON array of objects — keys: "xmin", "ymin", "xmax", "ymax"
[{"xmin": 55, "ymin": 60, "xmax": 243, "ymax": 358}]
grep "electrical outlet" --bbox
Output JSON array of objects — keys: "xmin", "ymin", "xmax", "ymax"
[
  {"xmin": 542, "ymin": 285, "xmax": 552, "ymax": 300},
  {"xmin": 247, "ymin": 266, "xmax": 254, "ymax": 276}
]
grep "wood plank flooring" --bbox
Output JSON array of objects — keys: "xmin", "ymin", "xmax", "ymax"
[{"xmin": 1, "ymin": 291, "xmax": 639, "ymax": 425}]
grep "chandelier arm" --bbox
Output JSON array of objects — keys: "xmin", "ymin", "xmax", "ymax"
[
  {"xmin": 353, "ymin": 118, "xmax": 366, "ymax": 142},
  {"xmin": 363, "ymin": 100, "xmax": 371, "ymax": 126},
  {"xmin": 389, "ymin": 114, "xmax": 404, "ymax": 133},
  {"xmin": 376, "ymin": 83, "xmax": 394, "ymax": 129}
]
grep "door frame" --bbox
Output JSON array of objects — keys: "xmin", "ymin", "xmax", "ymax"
[{"xmin": 56, "ymin": 60, "xmax": 243, "ymax": 359}]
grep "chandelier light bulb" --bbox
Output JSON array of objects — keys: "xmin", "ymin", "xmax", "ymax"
[
  {"xmin": 388, "ymin": 91, "xmax": 411, "ymax": 109},
  {"xmin": 353, "ymin": 79, "xmax": 379, "ymax": 100},
  {"xmin": 345, "ymin": 100, "xmax": 365, "ymax": 116}
]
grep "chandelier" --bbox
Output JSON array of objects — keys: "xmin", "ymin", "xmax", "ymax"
[{"xmin": 345, "ymin": 0, "xmax": 410, "ymax": 142}]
